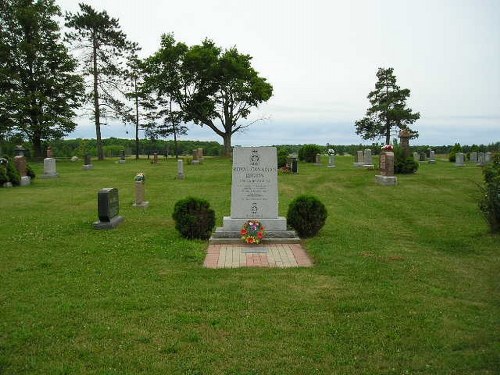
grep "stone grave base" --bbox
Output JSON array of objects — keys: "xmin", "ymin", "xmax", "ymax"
[
  {"xmin": 118, "ymin": 160, "xmax": 126, "ymax": 164},
  {"xmin": 191, "ymin": 160, "xmax": 200, "ymax": 164},
  {"xmin": 83, "ymin": 164, "xmax": 93, "ymax": 170},
  {"xmin": 133, "ymin": 201, "xmax": 149, "ymax": 208},
  {"xmin": 40, "ymin": 172, "xmax": 59, "ymax": 179},
  {"xmin": 375, "ymin": 175, "xmax": 397, "ymax": 186},
  {"xmin": 93, "ymin": 216, "xmax": 124, "ymax": 229},
  {"xmin": 20, "ymin": 176, "xmax": 31, "ymax": 186},
  {"xmin": 354, "ymin": 162, "xmax": 364, "ymax": 167},
  {"xmin": 363, "ymin": 164, "xmax": 375, "ymax": 169},
  {"xmin": 210, "ymin": 216, "xmax": 300, "ymax": 244}
]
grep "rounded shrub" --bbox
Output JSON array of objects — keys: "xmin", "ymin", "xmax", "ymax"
[
  {"xmin": 394, "ymin": 146, "xmax": 418, "ymax": 174},
  {"xmin": 287, "ymin": 195, "xmax": 328, "ymax": 238},
  {"xmin": 298, "ymin": 144, "xmax": 322, "ymax": 163},
  {"xmin": 172, "ymin": 197, "xmax": 216, "ymax": 240}
]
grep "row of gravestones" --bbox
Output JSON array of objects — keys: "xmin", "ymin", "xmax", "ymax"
[{"xmin": 454, "ymin": 152, "xmax": 492, "ymax": 166}]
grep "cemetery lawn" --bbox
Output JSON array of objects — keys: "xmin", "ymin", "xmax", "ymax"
[{"xmin": 0, "ymin": 155, "xmax": 498, "ymax": 374}]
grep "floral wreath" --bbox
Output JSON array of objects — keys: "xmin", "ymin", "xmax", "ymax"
[
  {"xmin": 134, "ymin": 172, "xmax": 145, "ymax": 182},
  {"xmin": 241, "ymin": 220, "xmax": 265, "ymax": 244},
  {"xmin": 381, "ymin": 144, "xmax": 394, "ymax": 152}
]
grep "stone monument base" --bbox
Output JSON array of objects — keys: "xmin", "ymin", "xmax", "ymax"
[
  {"xmin": 41, "ymin": 172, "xmax": 59, "ymax": 179},
  {"xmin": 210, "ymin": 216, "xmax": 300, "ymax": 244},
  {"xmin": 191, "ymin": 160, "xmax": 200, "ymax": 165},
  {"xmin": 375, "ymin": 175, "xmax": 397, "ymax": 186},
  {"xmin": 20, "ymin": 176, "xmax": 31, "ymax": 186},
  {"xmin": 83, "ymin": 164, "xmax": 93, "ymax": 170},
  {"xmin": 354, "ymin": 162, "xmax": 364, "ymax": 167},
  {"xmin": 133, "ymin": 201, "xmax": 149, "ymax": 208},
  {"xmin": 363, "ymin": 164, "xmax": 375, "ymax": 169},
  {"xmin": 93, "ymin": 216, "xmax": 124, "ymax": 229},
  {"xmin": 119, "ymin": 160, "xmax": 126, "ymax": 164}
]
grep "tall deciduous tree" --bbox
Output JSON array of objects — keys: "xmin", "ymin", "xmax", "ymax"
[
  {"xmin": 0, "ymin": 0, "xmax": 84, "ymax": 158},
  {"xmin": 355, "ymin": 67, "xmax": 420, "ymax": 145},
  {"xmin": 65, "ymin": 3, "xmax": 137, "ymax": 160},
  {"xmin": 144, "ymin": 34, "xmax": 273, "ymax": 156}
]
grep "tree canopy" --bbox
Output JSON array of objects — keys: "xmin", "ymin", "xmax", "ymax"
[
  {"xmin": 65, "ymin": 3, "xmax": 137, "ymax": 160},
  {"xmin": 0, "ymin": 0, "xmax": 84, "ymax": 158},
  {"xmin": 144, "ymin": 34, "xmax": 273, "ymax": 156},
  {"xmin": 355, "ymin": 67, "xmax": 420, "ymax": 145}
]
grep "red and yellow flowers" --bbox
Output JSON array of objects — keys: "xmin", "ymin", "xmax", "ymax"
[{"xmin": 241, "ymin": 220, "xmax": 265, "ymax": 244}]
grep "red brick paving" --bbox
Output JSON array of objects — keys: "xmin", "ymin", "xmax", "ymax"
[{"xmin": 204, "ymin": 243, "xmax": 313, "ymax": 269}]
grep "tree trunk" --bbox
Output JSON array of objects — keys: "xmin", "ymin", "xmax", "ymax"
[
  {"xmin": 222, "ymin": 132, "xmax": 232, "ymax": 157},
  {"xmin": 134, "ymin": 77, "xmax": 139, "ymax": 160},
  {"xmin": 92, "ymin": 38, "xmax": 104, "ymax": 160},
  {"xmin": 32, "ymin": 131, "xmax": 43, "ymax": 159},
  {"xmin": 385, "ymin": 120, "xmax": 391, "ymax": 145}
]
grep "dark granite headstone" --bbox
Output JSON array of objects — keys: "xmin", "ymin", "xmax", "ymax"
[{"xmin": 93, "ymin": 188, "xmax": 123, "ymax": 229}]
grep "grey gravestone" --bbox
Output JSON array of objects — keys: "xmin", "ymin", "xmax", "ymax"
[
  {"xmin": 354, "ymin": 150, "xmax": 364, "ymax": 167},
  {"xmin": 211, "ymin": 147, "xmax": 298, "ymax": 243},
  {"xmin": 477, "ymin": 152, "xmax": 485, "ymax": 166},
  {"xmin": 287, "ymin": 154, "xmax": 298, "ymax": 173},
  {"xmin": 428, "ymin": 150, "xmax": 436, "ymax": 164},
  {"xmin": 83, "ymin": 154, "xmax": 93, "ymax": 170},
  {"xmin": 314, "ymin": 153, "xmax": 322, "ymax": 165},
  {"xmin": 376, "ymin": 151, "xmax": 397, "ymax": 186},
  {"xmin": 119, "ymin": 150, "xmax": 126, "ymax": 164},
  {"xmin": 470, "ymin": 152, "xmax": 478, "ymax": 163},
  {"xmin": 413, "ymin": 152, "xmax": 420, "ymax": 161},
  {"xmin": 197, "ymin": 148, "xmax": 204, "ymax": 164},
  {"xmin": 328, "ymin": 154, "xmax": 336, "ymax": 168},
  {"xmin": 133, "ymin": 181, "xmax": 149, "ymax": 208},
  {"xmin": 485, "ymin": 152, "xmax": 492, "ymax": 164},
  {"xmin": 191, "ymin": 149, "xmax": 200, "ymax": 164},
  {"xmin": 93, "ymin": 188, "xmax": 124, "ymax": 229},
  {"xmin": 455, "ymin": 152, "xmax": 465, "ymax": 166},
  {"xmin": 41, "ymin": 157, "xmax": 58, "ymax": 178},
  {"xmin": 363, "ymin": 149, "xmax": 374, "ymax": 168},
  {"xmin": 177, "ymin": 159, "xmax": 185, "ymax": 179}
]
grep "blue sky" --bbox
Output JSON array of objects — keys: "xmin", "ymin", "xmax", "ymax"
[{"xmin": 60, "ymin": 0, "xmax": 500, "ymax": 146}]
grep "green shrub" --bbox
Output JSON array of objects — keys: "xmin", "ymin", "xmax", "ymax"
[
  {"xmin": 479, "ymin": 153, "xmax": 500, "ymax": 233},
  {"xmin": 277, "ymin": 147, "xmax": 289, "ymax": 168},
  {"xmin": 298, "ymin": 144, "xmax": 322, "ymax": 163},
  {"xmin": 448, "ymin": 143, "xmax": 462, "ymax": 162},
  {"xmin": 172, "ymin": 197, "xmax": 216, "ymax": 240},
  {"xmin": 394, "ymin": 146, "xmax": 419, "ymax": 174},
  {"xmin": 0, "ymin": 157, "xmax": 20, "ymax": 186},
  {"xmin": 287, "ymin": 195, "xmax": 327, "ymax": 238},
  {"xmin": 26, "ymin": 164, "xmax": 36, "ymax": 180},
  {"xmin": 0, "ymin": 164, "xmax": 8, "ymax": 185}
]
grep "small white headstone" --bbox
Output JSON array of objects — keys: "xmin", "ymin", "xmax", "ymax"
[{"xmin": 177, "ymin": 159, "xmax": 185, "ymax": 179}]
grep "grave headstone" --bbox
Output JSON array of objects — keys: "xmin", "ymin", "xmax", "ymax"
[
  {"xmin": 287, "ymin": 154, "xmax": 298, "ymax": 173},
  {"xmin": 477, "ymin": 152, "xmax": 485, "ymax": 166},
  {"xmin": 177, "ymin": 159, "xmax": 185, "ymax": 179},
  {"xmin": 93, "ymin": 188, "xmax": 124, "ymax": 229},
  {"xmin": 413, "ymin": 151, "xmax": 420, "ymax": 161},
  {"xmin": 71, "ymin": 156, "xmax": 78, "ymax": 162},
  {"xmin": 152, "ymin": 152, "xmax": 159, "ymax": 164},
  {"xmin": 83, "ymin": 154, "xmax": 93, "ymax": 170},
  {"xmin": 363, "ymin": 149, "xmax": 374, "ymax": 168},
  {"xmin": 328, "ymin": 151, "xmax": 336, "ymax": 168},
  {"xmin": 133, "ymin": 173, "xmax": 149, "ymax": 208},
  {"xmin": 314, "ymin": 153, "xmax": 322, "ymax": 165},
  {"xmin": 419, "ymin": 152, "xmax": 426, "ymax": 162},
  {"xmin": 485, "ymin": 152, "xmax": 492, "ymax": 164},
  {"xmin": 470, "ymin": 152, "xmax": 478, "ymax": 163},
  {"xmin": 376, "ymin": 151, "xmax": 397, "ymax": 186},
  {"xmin": 14, "ymin": 155, "xmax": 31, "ymax": 186},
  {"xmin": 455, "ymin": 152, "xmax": 465, "ymax": 166},
  {"xmin": 41, "ymin": 157, "xmax": 58, "ymax": 178},
  {"xmin": 210, "ymin": 147, "xmax": 298, "ymax": 243},
  {"xmin": 197, "ymin": 148, "xmax": 204, "ymax": 164},
  {"xmin": 428, "ymin": 150, "xmax": 436, "ymax": 164},
  {"xmin": 119, "ymin": 150, "xmax": 126, "ymax": 164},
  {"xmin": 192, "ymin": 149, "xmax": 200, "ymax": 164},
  {"xmin": 47, "ymin": 146, "xmax": 54, "ymax": 158},
  {"xmin": 354, "ymin": 150, "xmax": 364, "ymax": 167},
  {"xmin": 399, "ymin": 130, "xmax": 411, "ymax": 158}
]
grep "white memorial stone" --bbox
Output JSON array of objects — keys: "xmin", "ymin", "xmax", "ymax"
[
  {"xmin": 363, "ymin": 149, "xmax": 374, "ymax": 168},
  {"xmin": 177, "ymin": 159, "xmax": 185, "ymax": 179},
  {"xmin": 41, "ymin": 158, "xmax": 58, "ymax": 178},
  {"xmin": 455, "ymin": 152, "xmax": 465, "ymax": 166}
]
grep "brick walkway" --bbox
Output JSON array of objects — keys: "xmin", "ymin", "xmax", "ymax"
[{"xmin": 204, "ymin": 243, "xmax": 313, "ymax": 269}]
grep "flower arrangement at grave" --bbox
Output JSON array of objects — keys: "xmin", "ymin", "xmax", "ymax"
[
  {"xmin": 381, "ymin": 144, "xmax": 394, "ymax": 152},
  {"xmin": 241, "ymin": 220, "xmax": 265, "ymax": 244},
  {"xmin": 134, "ymin": 172, "xmax": 145, "ymax": 183},
  {"xmin": 328, "ymin": 148, "xmax": 335, "ymax": 155}
]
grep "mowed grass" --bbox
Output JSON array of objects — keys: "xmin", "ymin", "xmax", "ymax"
[{"xmin": 0, "ymin": 155, "xmax": 498, "ymax": 374}]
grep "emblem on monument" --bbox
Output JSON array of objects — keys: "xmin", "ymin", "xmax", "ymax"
[
  {"xmin": 250, "ymin": 149, "xmax": 260, "ymax": 166},
  {"xmin": 251, "ymin": 202, "xmax": 258, "ymax": 215}
]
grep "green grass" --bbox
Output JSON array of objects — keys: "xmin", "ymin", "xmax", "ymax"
[{"xmin": 0, "ymin": 155, "xmax": 498, "ymax": 374}]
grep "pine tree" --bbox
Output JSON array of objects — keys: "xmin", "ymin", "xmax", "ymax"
[
  {"xmin": 0, "ymin": 0, "xmax": 84, "ymax": 158},
  {"xmin": 65, "ymin": 3, "xmax": 138, "ymax": 160},
  {"xmin": 355, "ymin": 67, "xmax": 420, "ymax": 145}
]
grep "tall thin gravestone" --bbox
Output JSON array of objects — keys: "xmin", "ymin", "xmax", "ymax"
[
  {"xmin": 376, "ymin": 149, "xmax": 397, "ymax": 186},
  {"xmin": 210, "ymin": 147, "xmax": 298, "ymax": 243},
  {"xmin": 83, "ymin": 153, "xmax": 93, "ymax": 170},
  {"xmin": 42, "ymin": 147, "xmax": 58, "ymax": 178},
  {"xmin": 14, "ymin": 149, "xmax": 31, "ymax": 186},
  {"xmin": 93, "ymin": 188, "xmax": 124, "ymax": 229},
  {"xmin": 177, "ymin": 159, "xmax": 185, "ymax": 179},
  {"xmin": 413, "ymin": 152, "xmax": 419, "ymax": 162},
  {"xmin": 354, "ymin": 150, "xmax": 364, "ymax": 167},
  {"xmin": 133, "ymin": 173, "xmax": 149, "ymax": 208},
  {"xmin": 477, "ymin": 152, "xmax": 485, "ymax": 166},
  {"xmin": 363, "ymin": 149, "xmax": 373, "ymax": 168},
  {"xmin": 470, "ymin": 152, "xmax": 478, "ymax": 163},
  {"xmin": 428, "ymin": 150, "xmax": 436, "ymax": 164}
]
